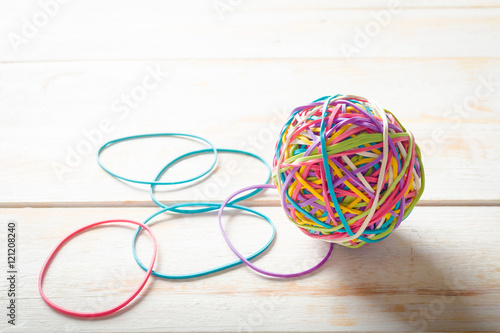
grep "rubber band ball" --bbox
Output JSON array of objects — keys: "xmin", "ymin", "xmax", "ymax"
[{"xmin": 272, "ymin": 94, "xmax": 425, "ymax": 248}]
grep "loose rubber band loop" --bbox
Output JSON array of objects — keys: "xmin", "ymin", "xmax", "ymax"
[
  {"xmin": 132, "ymin": 203, "xmax": 276, "ymax": 279},
  {"xmin": 97, "ymin": 134, "xmax": 277, "ymax": 279},
  {"xmin": 97, "ymin": 133, "xmax": 218, "ymax": 186},
  {"xmin": 150, "ymin": 148, "xmax": 272, "ymax": 213},
  {"xmin": 218, "ymin": 184, "xmax": 334, "ymax": 278},
  {"xmin": 39, "ymin": 219, "xmax": 157, "ymax": 318}
]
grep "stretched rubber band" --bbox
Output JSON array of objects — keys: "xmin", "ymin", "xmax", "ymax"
[
  {"xmin": 97, "ymin": 133, "xmax": 218, "ymax": 186},
  {"xmin": 218, "ymin": 184, "xmax": 334, "ymax": 278},
  {"xmin": 38, "ymin": 219, "xmax": 157, "ymax": 318},
  {"xmin": 132, "ymin": 203, "xmax": 276, "ymax": 279}
]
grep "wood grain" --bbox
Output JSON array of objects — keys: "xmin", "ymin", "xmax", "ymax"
[
  {"xmin": 0, "ymin": 206, "xmax": 498, "ymax": 332},
  {"xmin": 0, "ymin": 58, "xmax": 499, "ymax": 206},
  {"xmin": 1, "ymin": 1, "xmax": 499, "ymax": 332},
  {"xmin": 1, "ymin": 4, "xmax": 500, "ymax": 61}
]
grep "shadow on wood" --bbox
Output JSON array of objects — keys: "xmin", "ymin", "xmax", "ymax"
[{"xmin": 326, "ymin": 231, "xmax": 483, "ymax": 331}]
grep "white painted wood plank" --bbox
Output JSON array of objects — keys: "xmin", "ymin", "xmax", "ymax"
[
  {"xmin": 1, "ymin": 58, "xmax": 499, "ymax": 205},
  {"xmin": 1, "ymin": 4, "xmax": 499, "ymax": 61},
  {"xmin": 0, "ymin": 206, "xmax": 498, "ymax": 332},
  {"xmin": 205, "ymin": 0, "xmax": 500, "ymax": 9}
]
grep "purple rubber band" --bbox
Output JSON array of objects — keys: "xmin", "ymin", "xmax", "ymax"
[{"xmin": 218, "ymin": 183, "xmax": 334, "ymax": 278}]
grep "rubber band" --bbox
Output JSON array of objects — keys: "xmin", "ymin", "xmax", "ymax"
[
  {"xmin": 132, "ymin": 203, "xmax": 276, "ymax": 279},
  {"xmin": 96, "ymin": 134, "xmax": 276, "ymax": 279},
  {"xmin": 218, "ymin": 184, "xmax": 334, "ymax": 278},
  {"xmin": 131, "ymin": 148, "xmax": 274, "ymax": 278},
  {"xmin": 149, "ymin": 148, "xmax": 272, "ymax": 212},
  {"xmin": 97, "ymin": 133, "xmax": 218, "ymax": 186},
  {"xmin": 38, "ymin": 219, "xmax": 157, "ymax": 318}
]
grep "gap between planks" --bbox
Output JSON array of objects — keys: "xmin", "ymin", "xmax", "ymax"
[
  {"xmin": 1, "ymin": 56, "xmax": 500, "ymax": 64},
  {"xmin": 0, "ymin": 200, "xmax": 499, "ymax": 209}
]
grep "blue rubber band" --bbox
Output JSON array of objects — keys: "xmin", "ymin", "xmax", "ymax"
[
  {"xmin": 97, "ymin": 133, "xmax": 218, "ymax": 186},
  {"xmin": 319, "ymin": 96, "xmax": 353, "ymax": 236},
  {"xmin": 96, "ymin": 133, "xmax": 275, "ymax": 279},
  {"xmin": 132, "ymin": 203, "xmax": 276, "ymax": 279},
  {"xmin": 150, "ymin": 148, "xmax": 272, "ymax": 213}
]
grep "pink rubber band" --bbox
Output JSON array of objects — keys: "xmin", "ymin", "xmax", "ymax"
[{"xmin": 38, "ymin": 219, "xmax": 157, "ymax": 318}]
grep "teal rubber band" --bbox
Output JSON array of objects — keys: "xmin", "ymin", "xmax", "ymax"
[
  {"xmin": 132, "ymin": 203, "xmax": 276, "ymax": 279},
  {"xmin": 319, "ymin": 96, "xmax": 354, "ymax": 236},
  {"xmin": 97, "ymin": 133, "xmax": 218, "ymax": 186},
  {"xmin": 136, "ymin": 148, "xmax": 273, "ymax": 278},
  {"xmin": 96, "ymin": 133, "xmax": 275, "ymax": 279},
  {"xmin": 150, "ymin": 148, "xmax": 272, "ymax": 213}
]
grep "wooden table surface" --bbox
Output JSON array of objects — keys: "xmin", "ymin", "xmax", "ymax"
[{"xmin": 1, "ymin": 1, "xmax": 499, "ymax": 332}]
